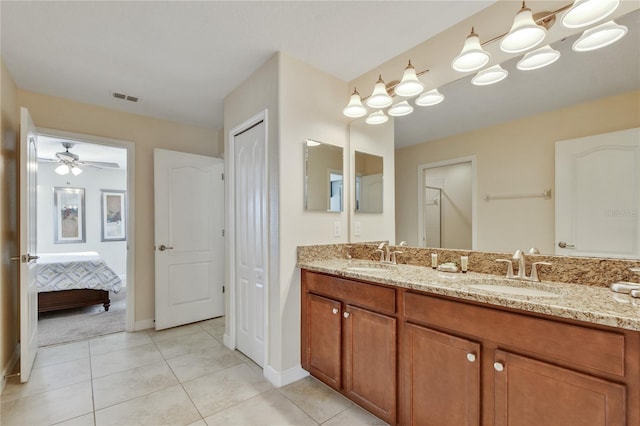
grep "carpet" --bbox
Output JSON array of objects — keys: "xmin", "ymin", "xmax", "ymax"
[{"xmin": 37, "ymin": 287, "xmax": 126, "ymax": 347}]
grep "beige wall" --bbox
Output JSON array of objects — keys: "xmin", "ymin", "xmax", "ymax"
[
  {"xmin": 1, "ymin": 59, "xmax": 19, "ymax": 389},
  {"xmin": 223, "ymin": 52, "xmax": 350, "ymax": 383},
  {"xmin": 396, "ymin": 90, "xmax": 640, "ymax": 253},
  {"xmin": 17, "ymin": 89, "xmax": 221, "ymax": 327}
]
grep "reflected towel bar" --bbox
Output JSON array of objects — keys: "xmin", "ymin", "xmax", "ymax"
[{"xmin": 484, "ymin": 189, "xmax": 551, "ymax": 202}]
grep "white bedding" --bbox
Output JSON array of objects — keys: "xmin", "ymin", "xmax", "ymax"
[{"xmin": 37, "ymin": 251, "xmax": 122, "ymax": 293}]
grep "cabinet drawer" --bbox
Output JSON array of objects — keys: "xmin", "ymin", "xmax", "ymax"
[
  {"xmin": 303, "ymin": 270, "xmax": 396, "ymax": 315},
  {"xmin": 404, "ymin": 292, "xmax": 625, "ymax": 377}
]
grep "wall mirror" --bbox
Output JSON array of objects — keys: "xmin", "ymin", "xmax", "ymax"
[
  {"xmin": 304, "ymin": 140, "xmax": 343, "ymax": 212},
  {"xmin": 354, "ymin": 151, "xmax": 383, "ymax": 213},
  {"xmin": 393, "ymin": 7, "xmax": 640, "ymax": 257}
]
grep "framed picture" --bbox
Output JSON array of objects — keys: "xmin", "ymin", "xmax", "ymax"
[
  {"xmin": 54, "ymin": 187, "xmax": 86, "ymax": 244},
  {"xmin": 101, "ymin": 189, "xmax": 126, "ymax": 241}
]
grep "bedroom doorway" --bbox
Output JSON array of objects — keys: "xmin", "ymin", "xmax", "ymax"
[{"xmin": 35, "ymin": 130, "xmax": 134, "ymax": 346}]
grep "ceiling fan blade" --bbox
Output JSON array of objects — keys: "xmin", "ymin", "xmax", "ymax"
[
  {"xmin": 77, "ymin": 160, "xmax": 120, "ymax": 168},
  {"xmin": 37, "ymin": 157, "xmax": 60, "ymax": 163}
]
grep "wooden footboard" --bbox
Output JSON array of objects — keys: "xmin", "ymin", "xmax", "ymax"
[{"xmin": 38, "ymin": 289, "xmax": 111, "ymax": 313}]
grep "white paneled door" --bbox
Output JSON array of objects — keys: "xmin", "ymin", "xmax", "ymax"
[
  {"xmin": 234, "ymin": 121, "xmax": 267, "ymax": 367},
  {"xmin": 18, "ymin": 107, "xmax": 39, "ymax": 382},
  {"xmin": 154, "ymin": 149, "xmax": 224, "ymax": 330},
  {"xmin": 556, "ymin": 127, "xmax": 640, "ymax": 259}
]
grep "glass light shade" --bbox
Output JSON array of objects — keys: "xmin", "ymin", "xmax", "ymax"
[
  {"xmin": 394, "ymin": 61, "xmax": 424, "ymax": 97},
  {"xmin": 517, "ymin": 45, "xmax": 561, "ymax": 70},
  {"xmin": 366, "ymin": 75, "xmax": 393, "ymax": 109},
  {"xmin": 306, "ymin": 139, "xmax": 321, "ymax": 147},
  {"xmin": 342, "ymin": 88, "xmax": 367, "ymax": 118},
  {"xmin": 472, "ymin": 65, "xmax": 509, "ymax": 86},
  {"xmin": 415, "ymin": 89, "xmax": 445, "ymax": 106},
  {"xmin": 365, "ymin": 110, "xmax": 389, "ymax": 125},
  {"xmin": 562, "ymin": 0, "xmax": 620, "ymax": 28},
  {"xmin": 572, "ymin": 20, "xmax": 627, "ymax": 52},
  {"xmin": 55, "ymin": 164, "xmax": 70, "ymax": 175},
  {"xmin": 452, "ymin": 29, "xmax": 491, "ymax": 72},
  {"xmin": 500, "ymin": 4, "xmax": 547, "ymax": 53},
  {"xmin": 388, "ymin": 101, "xmax": 414, "ymax": 117},
  {"xmin": 71, "ymin": 166, "xmax": 83, "ymax": 176}
]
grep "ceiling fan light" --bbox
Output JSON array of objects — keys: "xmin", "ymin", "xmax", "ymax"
[
  {"xmin": 517, "ymin": 45, "xmax": 561, "ymax": 70},
  {"xmin": 452, "ymin": 28, "xmax": 491, "ymax": 72},
  {"xmin": 343, "ymin": 88, "xmax": 367, "ymax": 118},
  {"xmin": 562, "ymin": 0, "xmax": 620, "ymax": 28},
  {"xmin": 71, "ymin": 166, "xmax": 83, "ymax": 176},
  {"xmin": 365, "ymin": 110, "xmax": 389, "ymax": 125},
  {"xmin": 500, "ymin": 3, "xmax": 547, "ymax": 53},
  {"xmin": 415, "ymin": 88, "xmax": 445, "ymax": 107},
  {"xmin": 388, "ymin": 100, "xmax": 414, "ymax": 117},
  {"xmin": 472, "ymin": 64, "xmax": 509, "ymax": 86},
  {"xmin": 55, "ymin": 164, "xmax": 70, "ymax": 175},
  {"xmin": 366, "ymin": 75, "xmax": 393, "ymax": 109},
  {"xmin": 572, "ymin": 20, "xmax": 627, "ymax": 52},
  {"xmin": 394, "ymin": 61, "xmax": 424, "ymax": 97}
]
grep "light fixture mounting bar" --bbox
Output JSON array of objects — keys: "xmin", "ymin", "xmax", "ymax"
[{"xmin": 480, "ymin": 2, "xmax": 573, "ymax": 47}]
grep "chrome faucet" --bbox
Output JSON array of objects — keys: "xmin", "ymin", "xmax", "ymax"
[
  {"xmin": 375, "ymin": 242, "xmax": 390, "ymax": 263},
  {"xmin": 496, "ymin": 249, "xmax": 551, "ymax": 282}
]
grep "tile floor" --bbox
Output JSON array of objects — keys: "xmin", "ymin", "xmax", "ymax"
[{"xmin": 1, "ymin": 317, "xmax": 387, "ymax": 426}]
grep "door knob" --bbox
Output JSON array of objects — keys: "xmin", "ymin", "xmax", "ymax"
[
  {"xmin": 332, "ymin": 308, "xmax": 339, "ymax": 314},
  {"xmin": 343, "ymin": 312, "xmax": 350, "ymax": 318},
  {"xmin": 558, "ymin": 241, "xmax": 575, "ymax": 249},
  {"xmin": 494, "ymin": 362, "xmax": 505, "ymax": 372},
  {"xmin": 10, "ymin": 254, "xmax": 39, "ymax": 263},
  {"xmin": 158, "ymin": 244, "xmax": 174, "ymax": 251},
  {"xmin": 466, "ymin": 353, "xmax": 476, "ymax": 363}
]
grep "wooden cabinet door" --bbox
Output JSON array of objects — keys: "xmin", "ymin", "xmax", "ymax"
[
  {"xmin": 494, "ymin": 350, "xmax": 626, "ymax": 426},
  {"xmin": 402, "ymin": 323, "xmax": 480, "ymax": 426},
  {"xmin": 344, "ymin": 304, "xmax": 396, "ymax": 424},
  {"xmin": 307, "ymin": 293, "xmax": 342, "ymax": 390}
]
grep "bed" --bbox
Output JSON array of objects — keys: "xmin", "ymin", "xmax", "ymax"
[{"xmin": 37, "ymin": 251, "xmax": 122, "ymax": 313}]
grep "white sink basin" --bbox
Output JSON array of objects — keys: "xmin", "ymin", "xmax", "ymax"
[{"xmin": 469, "ymin": 284, "xmax": 560, "ymax": 298}]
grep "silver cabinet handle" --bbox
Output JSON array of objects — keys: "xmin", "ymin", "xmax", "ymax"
[
  {"xmin": 466, "ymin": 353, "xmax": 476, "ymax": 363},
  {"xmin": 332, "ymin": 308, "xmax": 339, "ymax": 315},
  {"xmin": 558, "ymin": 241, "xmax": 575, "ymax": 249},
  {"xmin": 343, "ymin": 312, "xmax": 350, "ymax": 318},
  {"xmin": 158, "ymin": 244, "xmax": 174, "ymax": 251},
  {"xmin": 494, "ymin": 362, "xmax": 505, "ymax": 372}
]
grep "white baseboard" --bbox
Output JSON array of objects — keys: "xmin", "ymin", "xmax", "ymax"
[
  {"xmin": 264, "ymin": 364, "xmax": 309, "ymax": 388},
  {"xmin": 223, "ymin": 333, "xmax": 234, "ymax": 351},
  {"xmin": 2, "ymin": 344, "xmax": 20, "ymax": 392},
  {"xmin": 133, "ymin": 318, "xmax": 154, "ymax": 331}
]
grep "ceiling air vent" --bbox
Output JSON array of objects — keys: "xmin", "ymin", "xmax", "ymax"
[{"xmin": 112, "ymin": 91, "xmax": 140, "ymax": 103}]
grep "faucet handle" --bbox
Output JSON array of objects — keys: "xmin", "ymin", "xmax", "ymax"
[
  {"xmin": 390, "ymin": 250, "xmax": 403, "ymax": 265},
  {"xmin": 374, "ymin": 249, "xmax": 385, "ymax": 262},
  {"xmin": 496, "ymin": 259, "xmax": 516, "ymax": 279},
  {"xmin": 530, "ymin": 261, "xmax": 552, "ymax": 282}
]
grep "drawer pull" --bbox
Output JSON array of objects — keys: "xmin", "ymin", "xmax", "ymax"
[
  {"xmin": 494, "ymin": 362, "xmax": 505, "ymax": 372},
  {"xmin": 343, "ymin": 311, "xmax": 350, "ymax": 318},
  {"xmin": 332, "ymin": 308, "xmax": 339, "ymax": 314},
  {"xmin": 466, "ymin": 353, "xmax": 476, "ymax": 363}
]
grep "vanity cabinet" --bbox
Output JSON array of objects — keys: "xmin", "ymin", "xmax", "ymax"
[
  {"xmin": 301, "ymin": 270, "xmax": 397, "ymax": 425},
  {"xmin": 402, "ymin": 291, "xmax": 638, "ymax": 426}
]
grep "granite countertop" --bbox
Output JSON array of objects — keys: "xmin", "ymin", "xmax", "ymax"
[{"xmin": 298, "ymin": 258, "xmax": 640, "ymax": 332}]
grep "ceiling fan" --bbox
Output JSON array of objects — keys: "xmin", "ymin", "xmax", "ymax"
[{"xmin": 38, "ymin": 142, "xmax": 120, "ymax": 176}]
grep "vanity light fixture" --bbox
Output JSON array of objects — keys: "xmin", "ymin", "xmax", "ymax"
[
  {"xmin": 472, "ymin": 64, "xmax": 509, "ymax": 86},
  {"xmin": 394, "ymin": 60, "xmax": 425, "ymax": 97},
  {"xmin": 388, "ymin": 100, "xmax": 414, "ymax": 117},
  {"xmin": 365, "ymin": 110, "xmax": 389, "ymax": 125},
  {"xmin": 342, "ymin": 88, "xmax": 367, "ymax": 118},
  {"xmin": 562, "ymin": 0, "xmax": 620, "ymax": 28},
  {"xmin": 572, "ymin": 20, "xmax": 627, "ymax": 52},
  {"xmin": 366, "ymin": 75, "xmax": 394, "ymax": 109},
  {"xmin": 415, "ymin": 88, "xmax": 445, "ymax": 106},
  {"xmin": 452, "ymin": 27, "xmax": 491, "ymax": 72},
  {"xmin": 500, "ymin": 1, "xmax": 547, "ymax": 53},
  {"xmin": 517, "ymin": 45, "xmax": 561, "ymax": 70}
]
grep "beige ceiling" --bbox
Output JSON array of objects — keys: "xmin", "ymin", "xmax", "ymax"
[{"xmin": 1, "ymin": 0, "xmax": 496, "ymax": 130}]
